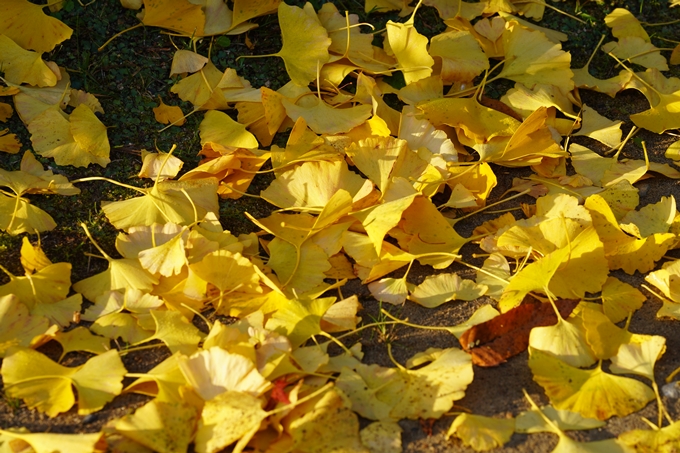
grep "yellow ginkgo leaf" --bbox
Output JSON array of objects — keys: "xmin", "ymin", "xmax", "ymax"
[
  {"xmin": 500, "ymin": 82, "xmax": 574, "ymax": 119},
  {"xmin": 552, "ymin": 433, "xmax": 634, "ymax": 453},
  {"xmin": 335, "ymin": 363, "xmax": 405, "ymax": 420},
  {"xmin": 368, "ymin": 277, "xmax": 411, "ymax": 305},
  {"xmin": 19, "ymin": 237, "xmax": 51, "ymax": 274},
  {"xmin": 515, "ymin": 406, "xmax": 605, "ymax": 433},
  {"xmin": 114, "ymin": 399, "xmax": 200, "ymax": 453},
  {"xmin": 361, "ymin": 421, "xmax": 402, "ymax": 453},
  {"xmin": 479, "ymin": 106, "xmax": 567, "ymax": 166},
  {"xmin": 285, "ymin": 386, "xmax": 369, "ymax": 453},
  {"xmin": 610, "ymin": 335, "xmax": 666, "ymax": 381},
  {"xmin": 50, "ymin": 326, "xmax": 110, "ymax": 359},
  {"xmin": 399, "ymin": 196, "xmax": 468, "ymax": 268},
  {"xmin": 528, "ymin": 347, "xmax": 655, "ymax": 420},
  {"xmin": 29, "ymin": 104, "xmax": 110, "ymax": 168},
  {"xmin": 139, "ymin": 0, "xmax": 205, "ymax": 36},
  {"xmin": 390, "ymin": 348, "xmax": 474, "ymax": 419},
  {"xmin": 600, "ymin": 276, "xmax": 646, "ymax": 323},
  {"xmin": 0, "ymin": 430, "xmax": 102, "ymax": 453},
  {"xmin": 138, "ymin": 229, "xmax": 188, "ymax": 277},
  {"xmin": 604, "ymin": 8, "xmax": 650, "ymax": 41},
  {"xmin": 573, "ymin": 104, "xmax": 623, "ymax": 149},
  {"xmin": 179, "ymin": 144, "xmax": 270, "ymax": 200},
  {"xmin": 569, "ymin": 144, "xmax": 646, "ymax": 188},
  {"xmin": 418, "ymin": 97, "xmax": 520, "ymax": 144},
  {"xmin": 447, "ymin": 413, "xmax": 515, "ymax": 451},
  {"xmin": 139, "ymin": 150, "xmax": 184, "ymax": 180},
  {"xmin": 169, "ymin": 49, "xmax": 208, "ymax": 76},
  {"xmin": 320, "ymin": 295, "xmax": 362, "ymax": 333},
  {"xmin": 190, "ymin": 249, "xmax": 262, "ymax": 299},
  {"xmin": 498, "ymin": 21, "xmax": 573, "ymax": 93},
  {"xmin": 0, "ymin": 35, "xmax": 57, "ymax": 87},
  {"xmin": 178, "ymin": 347, "xmax": 270, "ymax": 400},
  {"xmin": 153, "ymin": 99, "xmax": 186, "ymax": 126},
  {"xmin": 666, "ymin": 139, "xmax": 680, "ymax": 160},
  {"xmin": 645, "ymin": 259, "xmax": 680, "ymax": 302},
  {"xmin": 170, "ymin": 61, "xmax": 223, "ymax": 108},
  {"xmin": 0, "ymin": 295, "xmax": 50, "ymax": 358},
  {"xmin": 267, "ymin": 3, "xmax": 331, "ymax": 87},
  {"xmin": 0, "ymin": 0, "xmax": 73, "ymax": 52},
  {"xmin": 265, "ymin": 297, "xmax": 335, "ymax": 347},
  {"xmin": 529, "ymin": 314, "xmax": 597, "ymax": 368},
  {"xmin": 199, "ymin": 110, "xmax": 258, "ymax": 149},
  {"xmin": 603, "ymin": 37, "xmax": 668, "ymax": 71},
  {"xmin": 232, "ymin": 0, "xmax": 280, "ymax": 27},
  {"xmin": 0, "ymin": 128, "xmax": 21, "ymax": 153},
  {"xmin": 31, "ymin": 294, "xmax": 81, "ymax": 328},
  {"xmin": 194, "ymin": 390, "xmax": 268, "ymax": 453},
  {"xmin": 630, "ymin": 88, "xmax": 680, "ymax": 133},
  {"xmin": 573, "ymin": 67, "xmax": 630, "ymax": 98},
  {"xmin": 73, "ymin": 251, "xmax": 158, "ymax": 303},
  {"xmin": 140, "ymin": 310, "xmax": 203, "ymax": 355},
  {"xmin": 386, "ymin": 3, "xmax": 434, "ymax": 85},
  {"xmin": 620, "ymin": 195, "xmax": 675, "ymax": 238},
  {"xmin": 124, "ymin": 353, "xmax": 188, "ymax": 402},
  {"xmin": 0, "ymin": 102, "xmax": 13, "ymax": 121},
  {"xmin": 499, "ymin": 227, "xmax": 607, "ymax": 312},
  {"xmin": 618, "ymin": 421, "xmax": 680, "ymax": 453},
  {"xmin": 91, "ymin": 312, "xmax": 154, "ymax": 344},
  {"xmin": 409, "ymin": 273, "xmax": 487, "ymax": 308},
  {"xmin": 282, "ymin": 96, "xmax": 373, "ymax": 135},
  {"xmin": 430, "ymin": 30, "xmax": 489, "ymax": 84},
  {"xmin": 353, "ymin": 186, "xmax": 418, "ymax": 256},
  {"xmin": 12, "ymin": 74, "xmax": 70, "ymax": 124},
  {"xmin": 266, "ymin": 238, "xmax": 331, "ymax": 296},
  {"xmin": 66, "ymin": 89, "xmax": 104, "ymax": 115},
  {"xmin": 1, "ymin": 348, "xmax": 126, "ymax": 417},
  {"xmin": 0, "ymin": 261, "xmax": 71, "ymax": 310},
  {"xmin": 585, "ymin": 194, "xmax": 676, "ymax": 274},
  {"xmin": 0, "ymin": 193, "xmax": 55, "ymax": 235},
  {"xmin": 101, "ymin": 178, "xmax": 219, "ymax": 231},
  {"xmin": 318, "ymin": 3, "xmax": 376, "ymax": 67}
]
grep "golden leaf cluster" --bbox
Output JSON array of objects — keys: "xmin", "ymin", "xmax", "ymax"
[{"xmin": 1, "ymin": 0, "xmax": 680, "ymax": 451}]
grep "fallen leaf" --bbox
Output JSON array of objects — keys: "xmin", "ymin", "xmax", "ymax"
[
  {"xmin": 515, "ymin": 406, "xmax": 605, "ymax": 433},
  {"xmin": 618, "ymin": 421, "xmax": 680, "ymax": 453},
  {"xmin": 153, "ymin": 99, "xmax": 186, "ymax": 126},
  {"xmin": 114, "ymin": 399, "xmax": 200, "ymax": 453},
  {"xmin": 447, "ymin": 413, "xmax": 515, "ymax": 451},
  {"xmin": 178, "ymin": 346, "xmax": 270, "ymax": 400},
  {"xmin": 459, "ymin": 297, "xmax": 579, "ymax": 366},
  {"xmin": 2, "ymin": 348, "xmax": 126, "ymax": 417},
  {"xmin": 0, "ymin": 295, "xmax": 50, "ymax": 358},
  {"xmin": 0, "ymin": 430, "xmax": 102, "ymax": 453},
  {"xmin": 0, "ymin": 35, "xmax": 57, "ymax": 87},
  {"xmin": 0, "ymin": 0, "xmax": 73, "ymax": 52},
  {"xmin": 529, "ymin": 347, "xmax": 655, "ymax": 420}
]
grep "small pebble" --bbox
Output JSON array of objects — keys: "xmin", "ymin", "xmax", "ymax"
[{"xmin": 661, "ymin": 382, "xmax": 680, "ymax": 399}]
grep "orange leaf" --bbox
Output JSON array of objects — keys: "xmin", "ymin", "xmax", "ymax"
[{"xmin": 459, "ymin": 297, "xmax": 579, "ymax": 367}]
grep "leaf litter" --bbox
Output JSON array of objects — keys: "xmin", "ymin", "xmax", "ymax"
[{"xmin": 0, "ymin": 0, "xmax": 680, "ymax": 451}]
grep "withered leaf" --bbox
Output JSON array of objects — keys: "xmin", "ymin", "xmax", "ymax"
[{"xmin": 459, "ymin": 297, "xmax": 580, "ymax": 366}]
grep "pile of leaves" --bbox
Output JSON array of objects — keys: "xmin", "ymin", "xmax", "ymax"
[{"xmin": 1, "ymin": 0, "xmax": 680, "ymax": 451}]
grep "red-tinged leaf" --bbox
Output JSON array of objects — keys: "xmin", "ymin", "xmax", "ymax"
[
  {"xmin": 270, "ymin": 378, "xmax": 291, "ymax": 405},
  {"xmin": 459, "ymin": 297, "xmax": 580, "ymax": 367}
]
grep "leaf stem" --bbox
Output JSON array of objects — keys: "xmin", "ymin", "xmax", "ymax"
[
  {"xmin": 98, "ymin": 23, "xmax": 144, "ymax": 52},
  {"xmin": 70, "ymin": 176, "xmax": 148, "ymax": 194},
  {"xmin": 80, "ymin": 223, "xmax": 113, "ymax": 261}
]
